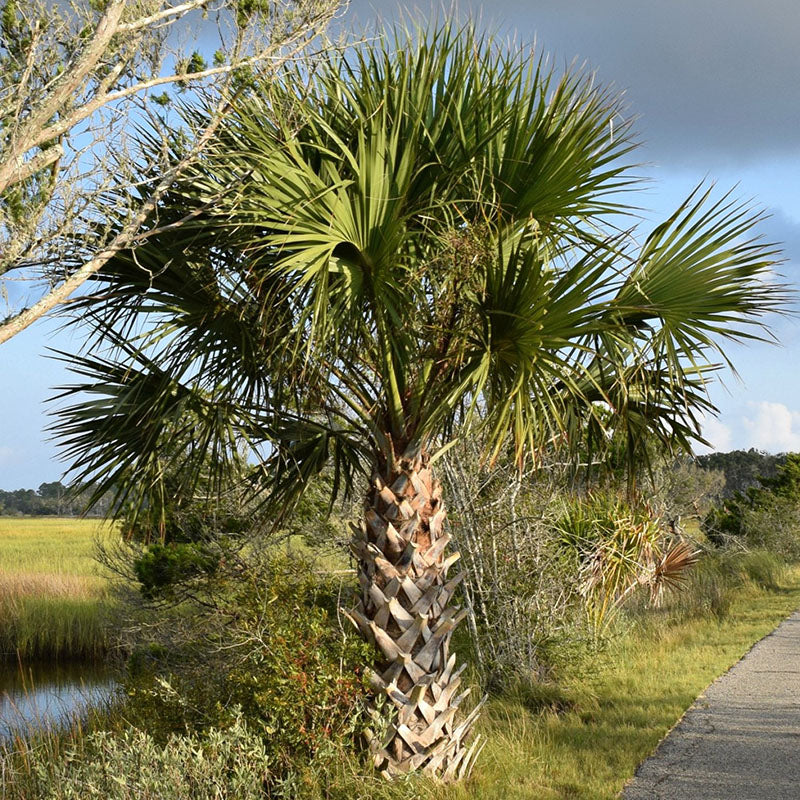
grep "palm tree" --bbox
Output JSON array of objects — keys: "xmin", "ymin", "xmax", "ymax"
[{"xmin": 54, "ymin": 24, "xmax": 788, "ymax": 780}]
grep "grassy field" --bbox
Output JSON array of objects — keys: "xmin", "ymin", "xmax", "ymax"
[
  {"xmin": 0, "ymin": 518, "xmax": 115, "ymax": 660},
  {"xmin": 0, "ymin": 518, "xmax": 114, "ymax": 576}
]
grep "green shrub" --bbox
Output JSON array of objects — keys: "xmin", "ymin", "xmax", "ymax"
[
  {"xmin": 122, "ymin": 553, "xmax": 375, "ymax": 782},
  {"xmin": 739, "ymin": 498, "xmax": 800, "ymax": 561},
  {"xmin": 2, "ymin": 716, "xmax": 273, "ymax": 800},
  {"xmin": 133, "ymin": 542, "xmax": 220, "ymax": 599}
]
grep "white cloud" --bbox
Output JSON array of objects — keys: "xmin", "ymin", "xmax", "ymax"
[
  {"xmin": 0, "ymin": 446, "xmax": 13, "ymax": 465},
  {"xmin": 742, "ymin": 401, "xmax": 800, "ymax": 452},
  {"xmin": 696, "ymin": 415, "xmax": 733, "ymax": 454}
]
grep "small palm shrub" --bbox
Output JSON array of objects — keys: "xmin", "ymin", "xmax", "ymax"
[{"xmin": 555, "ymin": 491, "xmax": 698, "ymax": 634}]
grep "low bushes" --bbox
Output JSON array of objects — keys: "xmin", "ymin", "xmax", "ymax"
[
  {"xmin": 118, "ymin": 550, "xmax": 376, "ymax": 785},
  {"xmin": 2, "ymin": 547, "xmax": 381, "ymax": 798},
  {"xmin": 442, "ymin": 444, "xmax": 701, "ymax": 689},
  {"xmin": 441, "ymin": 449, "xmax": 591, "ymax": 688},
  {"xmin": 2, "ymin": 715, "xmax": 273, "ymax": 800}
]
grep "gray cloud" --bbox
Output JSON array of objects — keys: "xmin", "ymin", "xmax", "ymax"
[{"xmin": 344, "ymin": 0, "xmax": 800, "ymax": 167}]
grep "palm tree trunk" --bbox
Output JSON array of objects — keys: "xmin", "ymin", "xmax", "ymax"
[{"xmin": 345, "ymin": 447, "xmax": 485, "ymax": 780}]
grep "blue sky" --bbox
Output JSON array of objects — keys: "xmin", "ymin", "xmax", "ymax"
[{"xmin": 2, "ymin": 0, "xmax": 799, "ymax": 489}]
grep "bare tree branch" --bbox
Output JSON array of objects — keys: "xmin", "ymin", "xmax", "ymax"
[
  {"xmin": 0, "ymin": 0, "xmax": 127, "ymax": 193},
  {"xmin": 0, "ymin": 89, "xmax": 231, "ymax": 345},
  {"xmin": 21, "ymin": 35, "xmax": 324, "ymax": 154},
  {"xmin": 5, "ymin": 142, "xmax": 64, "ymax": 188},
  {"xmin": 0, "ymin": 0, "xmax": 343, "ymax": 343},
  {"xmin": 116, "ymin": 0, "xmax": 217, "ymax": 33}
]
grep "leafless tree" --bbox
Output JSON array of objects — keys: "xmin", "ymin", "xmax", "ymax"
[{"xmin": 0, "ymin": 0, "xmax": 342, "ymax": 344}]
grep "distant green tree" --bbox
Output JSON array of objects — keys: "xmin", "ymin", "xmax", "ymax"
[
  {"xmin": 758, "ymin": 452, "xmax": 800, "ymax": 499},
  {"xmin": 703, "ymin": 453, "xmax": 800, "ymax": 558},
  {"xmin": 38, "ymin": 480, "xmax": 67, "ymax": 514},
  {"xmin": 696, "ymin": 448, "xmax": 785, "ymax": 497}
]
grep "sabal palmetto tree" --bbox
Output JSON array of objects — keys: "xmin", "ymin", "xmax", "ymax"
[{"xmin": 55, "ymin": 24, "xmax": 788, "ymax": 780}]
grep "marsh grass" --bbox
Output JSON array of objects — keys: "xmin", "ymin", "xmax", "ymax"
[
  {"xmin": 0, "ymin": 592, "xmax": 111, "ymax": 660},
  {"xmin": 0, "ymin": 519, "xmax": 115, "ymax": 659},
  {"xmin": 0, "ymin": 518, "xmax": 113, "ymax": 576}
]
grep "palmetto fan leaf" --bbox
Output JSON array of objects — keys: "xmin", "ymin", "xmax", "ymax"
[
  {"xmin": 51, "ymin": 22, "xmax": 790, "ymax": 780},
  {"xmin": 614, "ymin": 185, "xmax": 786, "ymax": 364},
  {"xmin": 50, "ymin": 343, "xmax": 253, "ymax": 515}
]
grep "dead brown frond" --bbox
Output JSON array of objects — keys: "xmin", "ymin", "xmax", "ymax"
[{"xmin": 648, "ymin": 539, "xmax": 701, "ymax": 607}]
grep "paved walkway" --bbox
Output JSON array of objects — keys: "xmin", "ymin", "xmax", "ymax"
[{"xmin": 623, "ymin": 609, "xmax": 800, "ymax": 800}]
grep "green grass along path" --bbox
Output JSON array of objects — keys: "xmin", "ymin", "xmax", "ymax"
[
  {"xmin": 438, "ymin": 572, "xmax": 800, "ymax": 800},
  {"xmin": 622, "ymin": 607, "xmax": 800, "ymax": 800}
]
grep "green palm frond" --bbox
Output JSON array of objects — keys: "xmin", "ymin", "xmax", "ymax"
[
  {"xmin": 615, "ymin": 185, "xmax": 788, "ymax": 365},
  {"xmin": 261, "ymin": 416, "xmax": 372, "ymax": 514},
  {"xmin": 49, "ymin": 340, "xmax": 262, "ymax": 515}
]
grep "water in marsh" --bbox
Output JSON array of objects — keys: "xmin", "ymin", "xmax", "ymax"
[{"xmin": 0, "ymin": 660, "xmax": 115, "ymax": 740}]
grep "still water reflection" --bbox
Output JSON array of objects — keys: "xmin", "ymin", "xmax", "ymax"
[{"xmin": 0, "ymin": 660, "xmax": 116, "ymax": 740}]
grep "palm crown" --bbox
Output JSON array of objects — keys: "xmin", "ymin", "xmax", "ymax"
[
  {"xmin": 58, "ymin": 25, "xmax": 782, "ymax": 502},
  {"xmin": 54, "ymin": 24, "xmax": 788, "ymax": 779}
]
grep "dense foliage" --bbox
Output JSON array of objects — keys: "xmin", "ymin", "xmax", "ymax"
[
  {"xmin": 696, "ymin": 449, "xmax": 785, "ymax": 497},
  {"xmin": 119, "ymin": 550, "xmax": 376, "ymax": 786},
  {"xmin": 703, "ymin": 453, "xmax": 800, "ymax": 559}
]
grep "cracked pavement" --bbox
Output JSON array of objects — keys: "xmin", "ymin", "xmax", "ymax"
[{"xmin": 622, "ymin": 609, "xmax": 800, "ymax": 800}]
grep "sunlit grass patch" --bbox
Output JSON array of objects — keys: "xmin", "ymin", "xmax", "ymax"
[
  {"xmin": 0, "ymin": 518, "xmax": 116, "ymax": 660},
  {"xmin": 0, "ymin": 572, "xmax": 99, "ymax": 601},
  {"xmin": 0, "ymin": 518, "xmax": 114, "ymax": 577}
]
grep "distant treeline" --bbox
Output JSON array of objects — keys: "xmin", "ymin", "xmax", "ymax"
[
  {"xmin": 696, "ymin": 449, "xmax": 787, "ymax": 497},
  {"xmin": 0, "ymin": 482, "xmax": 112, "ymax": 517},
  {"xmin": 1, "ymin": 449, "xmax": 786, "ymax": 516}
]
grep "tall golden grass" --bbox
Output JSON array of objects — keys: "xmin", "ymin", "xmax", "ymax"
[
  {"xmin": 0, "ymin": 572, "xmax": 98, "ymax": 602},
  {"xmin": 0, "ymin": 519, "xmax": 114, "ymax": 660}
]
